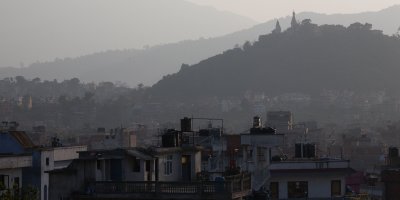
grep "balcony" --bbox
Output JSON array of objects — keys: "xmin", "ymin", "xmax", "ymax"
[{"xmin": 74, "ymin": 174, "xmax": 251, "ymax": 200}]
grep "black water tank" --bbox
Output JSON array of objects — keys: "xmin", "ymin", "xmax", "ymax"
[
  {"xmin": 181, "ymin": 117, "xmax": 192, "ymax": 132},
  {"xmin": 253, "ymin": 116, "xmax": 261, "ymax": 128}
]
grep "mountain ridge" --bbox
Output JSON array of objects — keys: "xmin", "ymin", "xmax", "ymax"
[
  {"xmin": 1, "ymin": 5, "xmax": 400, "ymax": 86},
  {"xmin": 149, "ymin": 20, "xmax": 400, "ymax": 100}
]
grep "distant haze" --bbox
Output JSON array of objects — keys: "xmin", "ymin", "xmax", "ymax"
[
  {"xmin": 0, "ymin": 0, "xmax": 256, "ymax": 67},
  {"xmin": 187, "ymin": 0, "xmax": 400, "ymax": 22},
  {"xmin": 1, "ymin": 5, "xmax": 400, "ymax": 87}
]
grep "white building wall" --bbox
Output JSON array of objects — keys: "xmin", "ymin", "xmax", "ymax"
[
  {"xmin": 269, "ymin": 160, "xmax": 349, "ymax": 170},
  {"xmin": 123, "ymin": 157, "xmax": 146, "ymax": 181},
  {"xmin": 0, "ymin": 156, "xmax": 31, "ymax": 169},
  {"xmin": 41, "ymin": 146, "xmax": 86, "ymax": 200},
  {"xmin": 0, "ymin": 168, "xmax": 22, "ymax": 189},
  {"xmin": 53, "ymin": 146, "xmax": 86, "ymax": 162},
  {"xmin": 157, "ymin": 151, "xmax": 201, "ymax": 182},
  {"xmin": 193, "ymin": 152, "xmax": 201, "ymax": 177},
  {"xmin": 40, "ymin": 150, "xmax": 54, "ymax": 200},
  {"xmin": 158, "ymin": 153, "xmax": 182, "ymax": 182},
  {"xmin": 270, "ymin": 174, "xmax": 346, "ymax": 199}
]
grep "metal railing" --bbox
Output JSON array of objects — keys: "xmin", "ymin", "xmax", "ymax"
[{"xmin": 90, "ymin": 174, "xmax": 251, "ymax": 195}]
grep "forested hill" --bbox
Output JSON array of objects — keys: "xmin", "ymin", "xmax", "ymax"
[
  {"xmin": 1, "ymin": 6, "xmax": 400, "ymax": 87},
  {"xmin": 150, "ymin": 20, "xmax": 400, "ymax": 100}
]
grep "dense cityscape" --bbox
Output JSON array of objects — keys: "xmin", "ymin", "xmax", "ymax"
[{"xmin": 2, "ymin": 1, "xmax": 400, "ymax": 200}]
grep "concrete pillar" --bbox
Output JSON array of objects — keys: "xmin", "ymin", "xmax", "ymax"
[
  {"xmin": 253, "ymin": 146, "xmax": 258, "ymax": 167},
  {"xmin": 242, "ymin": 146, "xmax": 247, "ymax": 171}
]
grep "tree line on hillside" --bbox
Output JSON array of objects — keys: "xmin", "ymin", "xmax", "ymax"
[
  {"xmin": 0, "ymin": 76, "xmax": 148, "ymax": 129},
  {"xmin": 151, "ymin": 13, "xmax": 400, "ymax": 101}
]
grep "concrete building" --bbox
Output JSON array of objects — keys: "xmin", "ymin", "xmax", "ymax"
[
  {"xmin": 0, "ymin": 154, "xmax": 32, "ymax": 190},
  {"xmin": 0, "ymin": 125, "xmax": 36, "ymax": 192},
  {"xmin": 39, "ymin": 145, "xmax": 87, "ymax": 200},
  {"xmin": 153, "ymin": 146, "xmax": 202, "ymax": 182},
  {"xmin": 267, "ymin": 159, "xmax": 354, "ymax": 199},
  {"xmin": 46, "ymin": 148, "xmax": 155, "ymax": 200},
  {"xmin": 47, "ymin": 117, "xmax": 252, "ymax": 200},
  {"xmin": 241, "ymin": 116, "xmax": 285, "ymax": 190}
]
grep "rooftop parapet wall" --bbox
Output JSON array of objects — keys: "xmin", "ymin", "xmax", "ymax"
[
  {"xmin": 0, "ymin": 155, "xmax": 32, "ymax": 169},
  {"xmin": 269, "ymin": 159, "xmax": 350, "ymax": 170},
  {"xmin": 241, "ymin": 134, "xmax": 284, "ymax": 147}
]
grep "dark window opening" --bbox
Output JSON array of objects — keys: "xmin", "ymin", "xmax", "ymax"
[
  {"xmin": 132, "ymin": 157, "xmax": 140, "ymax": 172},
  {"xmin": 146, "ymin": 160, "xmax": 151, "ymax": 172},
  {"xmin": 96, "ymin": 160, "xmax": 102, "ymax": 170},
  {"xmin": 14, "ymin": 177, "xmax": 20, "ymax": 196},
  {"xmin": 0, "ymin": 175, "xmax": 5, "ymax": 189},
  {"xmin": 46, "ymin": 157, "xmax": 49, "ymax": 166},
  {"xmin": 288, "ymin": 181, "xmax": 308, "ymax": 198},
  {"xmin": 331, "ymin": 180, "xmax": 341, "ymax": 196},
  {"xmin": 270, "ymin": 182, "xmax": 279, "ymax": 200}
]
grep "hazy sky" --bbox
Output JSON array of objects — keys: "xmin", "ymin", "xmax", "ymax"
[
  {"xmin": 1, "ymin": 0, "xmax": 399, "ymax": 68},
  {"xmin": 186, "ymin": 0, "xmax": 400, "ymax": 22}
]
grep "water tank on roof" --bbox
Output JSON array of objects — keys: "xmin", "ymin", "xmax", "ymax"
[
  {"xmin": 181, "ymin": 117, "xmax": 192, "ymax": 132},
  {"xmin": 253, "ymin": 116, "xmax": 261, "ymax": 128}
]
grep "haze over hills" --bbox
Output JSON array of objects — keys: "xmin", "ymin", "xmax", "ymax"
[
  {"xmin": 150, "ymin": 19, "xmax": 400, "ymax": 100},
  {"xmin": 1, "ymin": 5, "xmax": 400, "ymax": 86},
  {"xmin": 0, "ymin": 0, "xmax": 256, "ymax": 68}
]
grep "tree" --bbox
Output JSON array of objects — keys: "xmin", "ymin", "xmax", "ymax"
[
  {"xmin": 137, "ymin": 83, "xmax": 144, "ymax": 90},
  {"xmin": 180, "ymin": 63, "xmax": 190, "ymax": 71},
  {"xmin": 15, "ymin": 76, "xmax": 27, "ymax": 84},
  {"xmin": 272, "ymin": 20, "xmax": 281, "ymax": 34},
  {"xmin": 301, "ymin": 19, "xmax": 312, "ymax": 25},
  {"xmin": 242, "ymin": 41, "xmax": 252, "ymax": 51},
  {"xmin": 0, "ymin": 184, "xmax": 38, "ymax": 200}
]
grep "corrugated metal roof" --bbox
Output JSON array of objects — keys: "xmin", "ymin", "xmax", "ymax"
[{"xmin": 10, "ymin": 131, "xmax": 35, "ymax": 148}]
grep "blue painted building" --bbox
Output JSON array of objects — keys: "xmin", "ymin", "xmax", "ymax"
[{"xmin": 0, "ymin": 129, "xmax": 36, "ymax": 191}]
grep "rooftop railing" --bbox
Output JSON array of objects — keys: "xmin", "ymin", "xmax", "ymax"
[{"xmin": 87, "ymin": 173, "xmax": 251, "ymax": 196}]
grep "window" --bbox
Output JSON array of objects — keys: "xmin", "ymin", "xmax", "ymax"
[
  {"xmin": 164, "ymin": 155, "xmax": 173, "ymax": 175},
  {"xmin": 270, "ymin": 182, "xmax": 279, "ymax": 200},
  {"xmin": 288, "ymin": 181, "xmax": 308, "ymax": 198},
  {"xmin": 0, "ymin": 175, "xmax": 5, "ymax": 189},
  {"xmin": 146, "ymin": 160, "xmax": 151, "ymax": 172},
  {"xmin": 96, "ymin": 160, "xmax": 102, "ymax": 170},
  {"xmin": 132, "ymin": 157, "xmax": 140, "ymax": 172},
  {"xmin": 13, "ymin": 177, "xmax": 20, "ymax": 196},
  {"xmin": 45, "ymin": 157, "xmax": 49, "ymax": 166},
  {"xmin": 331, "ymin": 180, "xmax": 341, "ymax": 196},
  {"xmin": 44, "ymin": 185, "xmax": 47, "ymax": 200}
]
